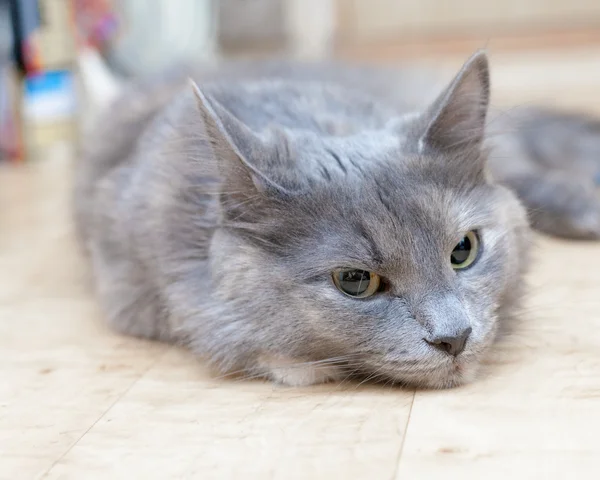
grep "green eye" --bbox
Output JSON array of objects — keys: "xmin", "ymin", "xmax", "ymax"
[
  {"xmin": 451, "ymin": 231, "xmax": 480, "ymax": 270},
  {"xmin": 332, "ymin": 269, "xmax": 381, "ymax": 298}
]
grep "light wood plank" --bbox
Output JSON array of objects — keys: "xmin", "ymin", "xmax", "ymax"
[
  {"xmin": 45, "ymin": 349, "xmax": 413, "ymax": 479},
  {"xmin": 0, "ymin": 151, "xmax": 168, "ymax": 478}
]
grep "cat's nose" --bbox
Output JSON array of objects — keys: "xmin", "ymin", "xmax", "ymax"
[{"xmin": 426, "ymin": 326, "xmax": 472, "ymax": 356}]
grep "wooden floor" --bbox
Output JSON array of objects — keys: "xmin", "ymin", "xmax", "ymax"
[{"xmin": 3, "ymin": 49, "xmax": 600, "ymax": 479}]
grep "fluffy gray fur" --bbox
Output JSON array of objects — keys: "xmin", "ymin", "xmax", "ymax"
[{"xmin": 75, "ymin": 51, "xmax": 594, "ymax": 388}]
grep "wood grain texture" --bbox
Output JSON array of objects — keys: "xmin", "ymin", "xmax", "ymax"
[{"xmin": 2, "ymin": 50, "xmax": 600, "ymax": 479}]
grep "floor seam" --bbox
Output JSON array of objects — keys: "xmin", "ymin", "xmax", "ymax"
[
  {"xmin": 40, "ymin": 346, "xmax": 172, "ymax": 478},
  {"xmin": 392, "ymin": 389, "xmax": 416, "ymax": 479}
]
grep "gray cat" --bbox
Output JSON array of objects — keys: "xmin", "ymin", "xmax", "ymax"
[{"xmin": 74, "ymin": 51, "xmax": 598, "ymax": 388}]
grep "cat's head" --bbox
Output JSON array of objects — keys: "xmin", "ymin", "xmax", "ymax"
[{"xmin": 193, "ymin": 51, "xmax": 529, "ymax": 388}]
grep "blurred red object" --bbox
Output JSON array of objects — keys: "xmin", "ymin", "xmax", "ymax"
[
  {"xmin": 0, "ymin": 65, "xmax": 24, "ymax": 163},
  {"xmin": 74, "ymin": 0, "xmax": 118, "ymax": 50}
]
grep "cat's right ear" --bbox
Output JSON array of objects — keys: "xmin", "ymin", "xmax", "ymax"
[
  {"xmin": 189, "ymin": 80, "xmax": 289, "ymax": 200},
  {"xmin": 416, "ymin": 51, "xmax": 490, "ymax": 155}
]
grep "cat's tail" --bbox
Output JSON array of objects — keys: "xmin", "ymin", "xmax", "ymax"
[{"xmin": 487, "ymin": 107, "xmax": 600, "ymax": 239}]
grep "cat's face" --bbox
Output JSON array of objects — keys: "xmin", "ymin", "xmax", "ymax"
[
  {"xmin": 228, "ymin": 159, "xmax": 527, "ymax": 387},
  {"xmin": 196, "ymin": 51, "xmax": 530, "ymax": 387}
]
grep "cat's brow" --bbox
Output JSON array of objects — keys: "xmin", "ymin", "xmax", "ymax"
[{"xmin": 352, "ymin": 221, "xmax": 384, "ymax": 266}]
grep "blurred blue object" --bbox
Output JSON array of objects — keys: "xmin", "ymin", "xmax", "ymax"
[{"xmin": 22, "ymin": 70, "xmax": 76, "ymax": 124}]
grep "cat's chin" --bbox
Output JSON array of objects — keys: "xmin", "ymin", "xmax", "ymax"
[
  {"xmin": 257, "ymin": 354, "xmax": 346, "ymax": 387},
  {"xmin": 391, "ymin": 360, "xmax": 481, "ymax": 390},
  {"xmin": 255, "ymin": 353, "xmax": 481, "ymax": 389}
]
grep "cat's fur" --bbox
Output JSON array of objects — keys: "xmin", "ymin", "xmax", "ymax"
[{"xmin": 74, "ymin": 51, "xmax": 596, "ymax": 388}]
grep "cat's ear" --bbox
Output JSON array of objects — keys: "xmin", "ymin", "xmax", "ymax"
[
  {"xmin": 418, "ymin": 51, "xmax": 490, "ymax": 153},
  {"xmin": 189, "ymin": 80, "xmax": 289, "ymax": 199}
]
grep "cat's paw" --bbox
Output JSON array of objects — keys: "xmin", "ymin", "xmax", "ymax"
[{"xmin": 258, "ymin": 355, "xmax": 344, "ymax": 387}]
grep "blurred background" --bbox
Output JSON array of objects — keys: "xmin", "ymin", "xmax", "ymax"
[{"xmin": 2, "ymin": 0, "xmax": 600, "ymax": 163}]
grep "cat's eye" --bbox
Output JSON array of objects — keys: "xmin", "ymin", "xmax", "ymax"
[
  {"xmin": 451, "ymin": 231, "xmax": 480, "ymax": 270},
  {"xmin": 332, "ymin": 269, "xmax": 381, "ymax": 298}
]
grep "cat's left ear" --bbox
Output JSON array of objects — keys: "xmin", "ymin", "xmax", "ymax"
[{"xmin": 418, "ymin": 50, "xmax": 490, "ymax": 154}]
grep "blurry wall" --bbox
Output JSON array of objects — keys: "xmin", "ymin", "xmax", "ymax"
[
  {"xmin": 219, "ymin": 0, "xmax": 334, "ymax": 58},
  {"xmin": 105, "ymin": 0, "xmax": 216, "ymax": 76},
  {"xmin": 218, "ymin": 0, "xmax": 600, "ymax": 60},
  {"xmin": 337, "ymin": 0, "xmax": 600, "ymax": 40}
]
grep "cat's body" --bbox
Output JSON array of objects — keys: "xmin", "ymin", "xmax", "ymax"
[{"xmin": 75, "ymin": 53, "xmax": 598, "ymax": 387}]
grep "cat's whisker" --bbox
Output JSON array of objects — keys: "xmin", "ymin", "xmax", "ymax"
[
  {"xmin": 355, "ymin": 370, "xmax": 389, "ymax": 389},
  {"xmin": 212, "ymin": 354, "xmax": 364, "ymax": 382},
  {"xmin": 337, "ymin": 366, "xmax": 368, "ymax": 388},
  {"xmin": 354, "ymin": 362, "xmax": 389, "ymax": 388}
]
